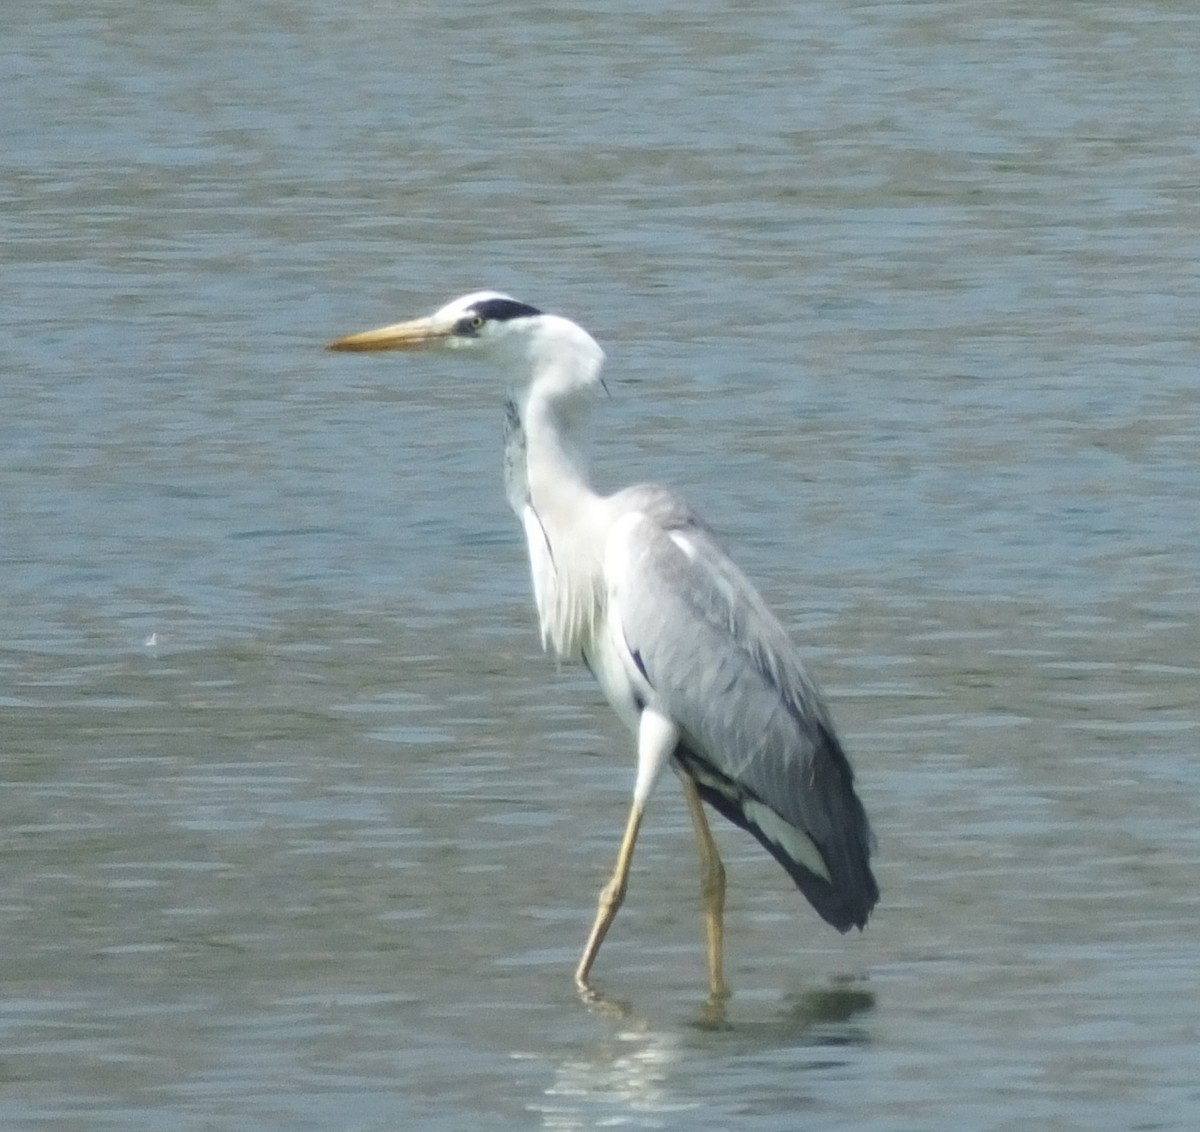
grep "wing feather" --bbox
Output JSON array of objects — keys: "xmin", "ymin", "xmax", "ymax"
[{"xmin": 604, "ymin": 486, "xmax": 878, "ymax": 930}]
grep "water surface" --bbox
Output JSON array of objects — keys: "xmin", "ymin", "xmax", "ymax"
[{"xmin": 3, "ymin": 2, "xmax": 1198, "ymax": 1129}]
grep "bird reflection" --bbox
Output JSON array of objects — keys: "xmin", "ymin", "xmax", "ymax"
[{"xmin": 529, "ymin": 978, "xmax": 875, "ymax": 1129}]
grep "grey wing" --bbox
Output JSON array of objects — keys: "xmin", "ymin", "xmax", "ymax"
[{"xmin": 606, "ymin": 489, "xmax": 878, "ymax": 931}]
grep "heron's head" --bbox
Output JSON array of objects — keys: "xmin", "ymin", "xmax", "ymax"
[{"xmin": 328, "ymin": 290, "xmax": 606, "ymax": 402}]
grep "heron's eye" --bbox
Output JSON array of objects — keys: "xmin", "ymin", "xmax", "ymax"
[{"xmin": 454, "ymin": 313, "xmax": 486, "ymax": 337}]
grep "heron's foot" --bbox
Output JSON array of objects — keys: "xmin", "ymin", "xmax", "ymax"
[
  {"xmin": 573, "ymin": 971, "xmax": 628, "ymax": 1013},
  {"xmin": 702, "ymin": 921, "xmax": 728, "ymax": 1005},
  {"xmin": 695, "ymin": 989, "xmax": 732, "ymax": 1030},
  {"xmin": 573, "ymin": 964, "xmax": 596, "ymax": 997}
]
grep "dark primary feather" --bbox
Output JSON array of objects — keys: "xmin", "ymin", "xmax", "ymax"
[{"xmin": 608, "ymin": 485, "xmax": 878, "ymax": 930}]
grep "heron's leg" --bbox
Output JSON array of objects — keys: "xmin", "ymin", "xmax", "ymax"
[
  {"xmin": 575, "ymin": 799, "xmax": 645, "ymax": 991},
  {"xmin": 680, "ymin": 776, "xmax": 729, "ymax": 1001},
  {"xmin": 575, "ymin": 709, "xmax": 678, "ymax": 993}
]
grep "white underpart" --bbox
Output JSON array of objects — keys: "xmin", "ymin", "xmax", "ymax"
[
  {"xmin": 521, "ymin": 504, "xmax": 556, "ymax": 649},
  {"xmin": 634, "ymin": 709, "xmax": 679, "ymax": 807},
  {"xmin": 523, "ymin": 498, "xmax": 605, "ymax": 663},
  {"xmin": 599, "ymin": 511, "xmax": 658, "ymax": 729}
]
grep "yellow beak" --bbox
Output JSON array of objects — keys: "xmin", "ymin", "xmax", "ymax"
[{"xmin": 326, "ymin": 315, "xmax": 453, "ymax": 352}]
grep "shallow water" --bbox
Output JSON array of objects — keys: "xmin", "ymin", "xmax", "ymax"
[{"xmin": 4, "ymin": 1, "xmax": 1199, "ymax": 1128}]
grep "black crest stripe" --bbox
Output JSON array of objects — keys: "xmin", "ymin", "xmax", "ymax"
[{"xmin": 470, "ymin": 298, "xmax": 542, "ymax": 322}]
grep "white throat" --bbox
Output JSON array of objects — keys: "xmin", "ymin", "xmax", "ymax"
[{"xmin": 506, "ymin": 317, "xmax": 608, "ymax": 662}]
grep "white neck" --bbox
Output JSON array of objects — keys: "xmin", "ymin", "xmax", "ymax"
[
  {"xmin": 521, "ymin": 384, "xmax": 596, "ymax": 512},
  {"xmin": 508, "ymin": 314, "xmax": 606, "ymax": 516},
  {"xmin": 508, "ymin": 317, "xmax": 608, "ymax": 660}
]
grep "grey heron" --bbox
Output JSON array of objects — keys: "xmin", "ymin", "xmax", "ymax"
[{"xmin": 328, "ymin": 291, "xmax": 878, "ymax": 998}]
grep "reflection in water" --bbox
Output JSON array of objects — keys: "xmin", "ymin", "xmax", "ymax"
[
  {"xmin": 757, "ymin": 980, "xmax": 875, "ymax": 1040},
  {"xmin": 536, "ymin": 1024, "xmax": 697, "ymax": 1132},
  {"xmin": 533, "ymin": 980, "xmax": 875, "ymax": 1129}
]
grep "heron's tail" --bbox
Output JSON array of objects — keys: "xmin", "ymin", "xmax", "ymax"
[
  {"xmin": 677, "ymin": 740, "xmax": 879, "ymax": 933},
  {"xmin": 762, "ymin": 826, "xmax": 878, "ymax": 932}
]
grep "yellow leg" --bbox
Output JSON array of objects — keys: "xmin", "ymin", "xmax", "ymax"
[
  {"xmin": 680, "ymin": 777, "xmax": 729, "ymax": 1001},
  {"xmin": 575, "ymin": 800, "xmax": 646, "ymax": 993}
]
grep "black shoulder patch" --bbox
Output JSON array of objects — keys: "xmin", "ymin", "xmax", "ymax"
[{"xmin": 470, "ymin": 297, "xmax": 542, "ymax": 322}]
